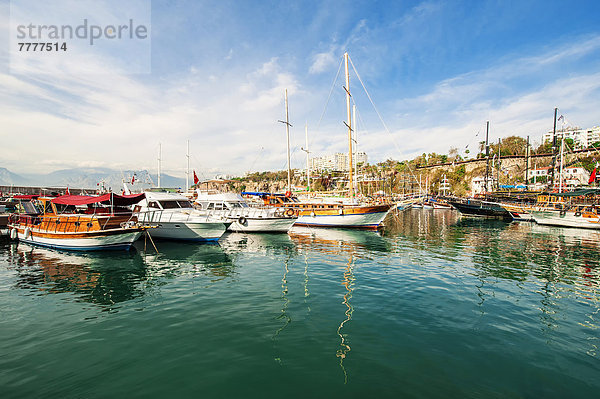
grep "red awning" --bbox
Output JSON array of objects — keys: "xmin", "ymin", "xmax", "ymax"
[
  {"xmin": 13, "ymin": 195, "xmax": 40, "ymax": 200},
  {"xmin": 51, "ymin": 193, "xmax": 146, "ymax": 206}
]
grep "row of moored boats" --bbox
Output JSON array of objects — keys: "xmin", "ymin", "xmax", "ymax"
[{"xmin": 0, "ymin": 188, "xmax": 394, "ymax": 251}]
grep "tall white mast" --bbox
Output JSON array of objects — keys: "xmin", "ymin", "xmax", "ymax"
[
  {"xmin": 352, "ymin": 104, "xmax": 358, "ymax": 196},
  {"xmin": 285, "ymin": 90, "xmax": 291, "ymax": 192},
  {"xmin": 344, "ymin": 52, "xmax": 354, "ymax": 198},
  {"xmin": 558, "ymin": 136, "xmax": 565, "ymax": 193},
  {"xmin": 302, "ymin": 122, "xmax": 310, "ymax": 191},
  {"xmin": 158, "ymin": 142, "xmax": 162, "ymax": 188},
  {"xmin": 278, "ymin": 89, "xmax": 293, "ymax": 193},
  {"xmin": 186, "ymin": 140, "xmax": 190, "ymax": 190}
]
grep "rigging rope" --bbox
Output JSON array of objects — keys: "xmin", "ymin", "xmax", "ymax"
[{"xmin": 348, "ymin": 55, "xmax": 424, "ymax": 193}]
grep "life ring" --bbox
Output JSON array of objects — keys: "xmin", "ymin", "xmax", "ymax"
[
  {"xmin": 285, "ymin": 208, "xmax": 295, "ymax": 217},
  {"xmin": 24, "ymin": 227, "xmax": 31, "ymax": 239},
  {"xmin": 574, "ymin": 211, "xmax": 582, "ymax": 217},
  {"xmin": 285, "ymin": 191, "xmax": 292, "ymax": 198},
  {"xmin": 238, "ymin": 216, "xmax": 247, "ymax": 226}
]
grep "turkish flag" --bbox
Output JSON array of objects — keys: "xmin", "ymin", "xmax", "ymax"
[
  {"xmin": 193, "ymin": 170, "xmax": 199, "ymax": 185},
  {"xmin": 589, "ymin": 167, "xmax": 597, "ymax": 184}
]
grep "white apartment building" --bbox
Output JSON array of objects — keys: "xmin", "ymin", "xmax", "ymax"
[
  {"xmin": 543, "ymin": 126, "xmax": 600, "ymax": 149},
  {"xmin": 526, "ymin": 166, "xmax": 590, "ymax": 187},
  {"xmin": 310, "ymin": 152, "xmax": 367, "ymax": 171},
  {"xmin": 471, "ymin": 176, "xmax": 497, "ymax": 195}
]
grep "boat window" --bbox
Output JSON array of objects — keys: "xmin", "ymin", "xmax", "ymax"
[
  {"xmin": 207, "ymin": 203, "xmax": 214, "ymax": 210},
  {"xmin": 44, "ymin": 202, "xmax": 54, "ymax": 214},
  {"xmin": 58, "ymin": 204, "xmax": 77, "ymax": 214},
  {"xmin": 148, "ymin": 201, "xmax": 161, "ymax": 209},
  {"xmin": 23, "ymin": 201, "xmax": 41, "ymax": 215},
  {"xmin": 159, "ymin": 201, "xmax": 180, "ymax": 209},
  {"xmin": 214, "ymin": 203, "xmax": 224, "ymax": 210},
  {"xmin": 177, "ymin": 201, "xmax": 193, "ymax": 208}
]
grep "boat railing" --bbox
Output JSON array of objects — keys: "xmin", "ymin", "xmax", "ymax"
[
  {"xmin": 134, "ymin": 209, "xmax": 226, "ymax": 225},
  {"xmin": 9, "ymin": 211, "xmax": 139, "ymax": 232}
]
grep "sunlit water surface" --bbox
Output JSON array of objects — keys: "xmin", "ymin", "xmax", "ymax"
[{"xmin": 1, "ymin": 209, "xmax": 599, "ymax": 398}]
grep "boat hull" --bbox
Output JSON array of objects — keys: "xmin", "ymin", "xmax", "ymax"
[
  {"xmin": 10, "ymin": 226, "xmax": 143, "ymax": 251},
  {"xmin": 448, "ymin": 200, "xmax": 512, "ymax": 219},
  {"xmin": 227, "ymin": 217, "xmax": 297, "ymax": 232},
  {"xmin": 530, "ymin": 210, "xmax": 600, "ymax": 229},
  {"xmin": 294, "ymin": 206, "xmax": 391, "ymax": 230},
  {"xmin": 148, "ymin": 221, "xmax": 228, "ymax": 241}
]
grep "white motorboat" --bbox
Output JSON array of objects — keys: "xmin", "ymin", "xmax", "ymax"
[
  {"xmin": 133, "ymin": 191, "xmax": 229, "ymax": 242},
  {"xmin": 529, "ymin": 207, "xmax": 600, "ymax": 229},
  {"xmin": 195, "ymin": 191, "xmax": 297, "ymax": 232}
]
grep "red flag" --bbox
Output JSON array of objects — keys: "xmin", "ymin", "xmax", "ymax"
[
  {"xmin": 193, "ymin": 170, "xmax": 199, "ymax": 185},
  {"xmin": 66, "ymin": 187, "xmax": 70, "ymax": 195},
  {"xmin": 589, "ymin": 166, "xmax": 597, "ymax": 184},
  {"xmin": 131, "ymin": 175, "xmax": 136, "ymax": 184}
]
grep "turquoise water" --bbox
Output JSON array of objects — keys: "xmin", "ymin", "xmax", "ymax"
[{"xmin": 1, "ymin": 209, "xmax": 599, "ymax": 398}]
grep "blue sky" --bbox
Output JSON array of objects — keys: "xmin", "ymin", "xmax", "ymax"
[{"xmin": 1, "ymin": 0, "xmax": 600, "ymax": 179}]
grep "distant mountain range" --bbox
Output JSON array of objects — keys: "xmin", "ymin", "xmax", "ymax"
[{"xmin": 0, "ymin": 167, "xmax": 186, "ymax": 190}]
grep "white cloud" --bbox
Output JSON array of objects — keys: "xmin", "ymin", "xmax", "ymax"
[{"xmin": 309, "ymin": 51, "xmax": 336, "ymax": 74}]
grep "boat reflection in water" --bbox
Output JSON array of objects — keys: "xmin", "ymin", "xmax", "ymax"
[
  {"xmin": 219, "ymin": 231, "xmax": 295, "ymax": 256},
  {"xmin": 6, "ymin": 240, "xmax": 236, "ymax": 308},
  {"xmin": 289, "ymin": 226, "xmax": 390, "ymax": 255},
  {"xmin": 134, "ymin": 240, "xmax": 234, "ymax": 281},
  {"xmin": 6, "ymin": 242, "xmax": 146, "ymax": 307}
]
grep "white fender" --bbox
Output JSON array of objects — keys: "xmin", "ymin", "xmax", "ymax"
[
  {"xmin": 24, "ymin": 227, "xmax": 31, "ymax": 239},
  {"xmin": 10, "ymin": 227, "xmax": 17, "ymax": 240}
]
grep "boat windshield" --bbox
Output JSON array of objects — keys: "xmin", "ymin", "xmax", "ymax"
[
  {"xmin": 177, "ymin": 200, "xmax": 193, "ymax": 208},
  {"xmin": 159, "ymin": 201, "xmax": 181, "ymax": 209},
  {"xmin": 227, "ymin": 202, "xmax": 248, "ymax": 209}
]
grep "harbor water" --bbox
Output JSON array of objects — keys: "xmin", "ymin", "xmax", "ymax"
[{"xmin": 1, "ymin": 209, "xmax": 599, "ymax": 398}]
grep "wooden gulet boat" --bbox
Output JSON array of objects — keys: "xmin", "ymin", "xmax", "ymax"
[
  {"xmin": 248, "ymin": 192, "xmax": 391, "ymax": 230},
  {"xmin": 7, "ymin": 193, "xmax": 147, "ymax": 251}
]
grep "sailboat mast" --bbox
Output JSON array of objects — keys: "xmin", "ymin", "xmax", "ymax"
[
  {"xmin": 305, "ymin": 122, "xmax": 310, "ymax": 191},
  {"xmin": 484, "ymin": 121, "xmax": 489, "ymax": 194},
  {"xmin": 186, "ymin": 140, "xmax": 190, "ymax": 190},
  {"xmin": 344, "ymin": 53, "xmax": 354, "ymax": 197},
  {"xmin": 497, "ymin": 138, "xmax": 501, "ymax": 189},
  {"xmin": 285, "ymin": 89, "xmax": 291, "ymax": 192},
  {"xmin": 353, "ymin": 104, "xmax": 358, "ymax": 195},
  {"xmin": 525, "ymin": 135, "xmax": 530, "ymax": 187},
  {"xmin": 559, "ymin": 135, "xmax": 565, "ymax": 193},
  {"xmin": 158, "ymin": 142, "xmax": 162, "ymax": 188},
  {"xmin": 550, "ymin": 107, "xmax": 558, "ymax": 189},
  {"xmin": 278, "ymin": 90, "xmax": 293, "ymax": 192}
]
